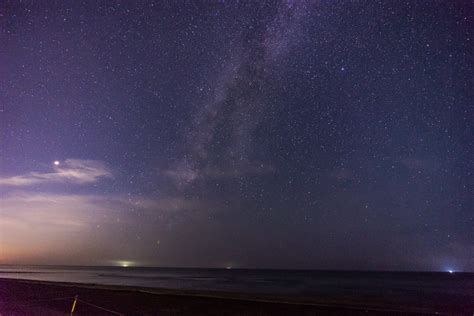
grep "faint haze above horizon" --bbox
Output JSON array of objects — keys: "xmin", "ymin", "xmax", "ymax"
[{"xmin": 0, "ymin": 1, "xmax": 472, "ymax": 272}]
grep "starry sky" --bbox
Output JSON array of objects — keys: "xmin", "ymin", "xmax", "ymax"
[{"xmin": 0, "ymin": 1, "xmax": 472, "ymax": 271}]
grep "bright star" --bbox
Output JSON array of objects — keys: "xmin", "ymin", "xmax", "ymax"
[{"xmin": 53, "ymin": 161, "xmax": 60, "ymax": 166}]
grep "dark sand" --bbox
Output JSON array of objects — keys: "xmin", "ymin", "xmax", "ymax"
[{"xmin": 0, "ymin": 277, "xmax": 471, "ymax": 315}]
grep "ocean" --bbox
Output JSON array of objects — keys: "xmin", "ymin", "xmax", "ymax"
[{"xmin": 0, "ymin": 265, "xmax": 473, "ymax": 300}]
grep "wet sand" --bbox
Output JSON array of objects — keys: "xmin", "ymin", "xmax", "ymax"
[{"xmin": 0, "ymin": 277, "xmax": 470, "ymax": 315}]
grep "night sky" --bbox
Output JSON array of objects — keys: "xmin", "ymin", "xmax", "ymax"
[{"xmin": 0, "ymin": 1, "xmax": 472, "ymax": 271}]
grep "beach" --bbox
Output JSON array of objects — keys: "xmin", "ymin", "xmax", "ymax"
[
  {"xmin": 1, "ymin": 276, "xmax": 472, "ymax": 315},
  {"xmin": 2, "ymin": 0, "xmax": 472, "ymax": 314}
]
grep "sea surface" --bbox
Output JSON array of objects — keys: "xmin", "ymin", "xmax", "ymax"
[{"xmin": 0, "ymin": 265, "xmax": 473, "ymax": 301}]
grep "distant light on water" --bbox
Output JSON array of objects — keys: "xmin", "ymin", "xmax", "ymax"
[{"xmin": 117, "ymin": 260, "xmax": 133, "ymax": 268}]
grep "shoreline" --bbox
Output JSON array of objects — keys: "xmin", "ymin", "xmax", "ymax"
[
  {"xmin": 1, "ymin": 264, "xmax": 470, "ymax": 274},
  {"xmin": 0, "ymin": 277, "xmax": 466, "ymax": 315}
]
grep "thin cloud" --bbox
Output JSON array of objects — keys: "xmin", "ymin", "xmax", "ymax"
[
  {"xmin": 0, "ymin": 159, "xmax": 112, "ymax": 187},
  {"xmin": 0, "ymin": 192, "xmax": 204, "ymax": 233},
  {"xmin": 163, "ymin": 162, "xmax": 199, "ymax": 187},
  {"xmin": 0, "ymin": 191, "xmax": 209, "ymax": 263}
]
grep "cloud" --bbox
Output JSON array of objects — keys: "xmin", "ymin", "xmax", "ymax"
[
  {"xmin": 0, "ymin": 192, "xmax": 112, "ymax": 262},
  {"xmin": 0, "ymin": 159, "xmax": 112, "ymax": 187},
  {"xmin": 163, "ymin": 162, "xmax": 199, "ymax": 187},
  {"xmin": 0, "ymin": 191, "xmax": 206, "ymax": 238},
  {"xmin": 0, "ymin": 192, "xmax": 196, "ymax": 228},
  {"xmin": 0, "ymin": 191, "xmax": 209, "ymax": 263},
  {"xmin": 0, "ymin": 193, "xmax": 95, "ymax": 231}
]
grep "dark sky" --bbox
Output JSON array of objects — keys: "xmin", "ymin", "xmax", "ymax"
[{"xmin": 0, "ymin": 1, "xmax": 472, "ymax": 271}]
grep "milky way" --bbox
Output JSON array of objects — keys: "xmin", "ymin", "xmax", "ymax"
[{"xmin": 0, "ymin": 1, "xmax": 472, "ymax": 271}]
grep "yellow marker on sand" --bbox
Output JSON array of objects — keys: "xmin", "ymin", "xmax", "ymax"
[{"xmin": 70, "ymin": 295, "xmax": 78, "ymax": 314}]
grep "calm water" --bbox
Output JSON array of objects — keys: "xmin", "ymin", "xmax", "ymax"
[{"xmin": 0, "ymin": 265, "xmax": 473, "ymax": 301}]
